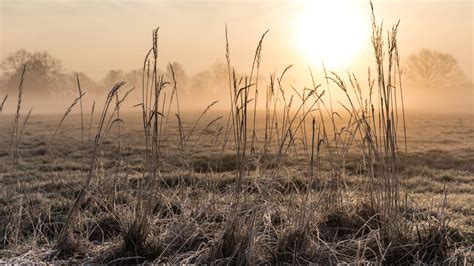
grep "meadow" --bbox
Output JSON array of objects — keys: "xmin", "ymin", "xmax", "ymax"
[{"xmin": 0, "ymin": 4, "xmax": 473, "ymax": 264}]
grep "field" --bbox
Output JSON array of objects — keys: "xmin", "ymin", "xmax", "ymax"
[
  {"xmin": 0, "ymin": 110, "xmax": 472, "ymax": 264},
  {"xmin": 0, "ymin": 6, "xmax": 473, "ymax": 264}
]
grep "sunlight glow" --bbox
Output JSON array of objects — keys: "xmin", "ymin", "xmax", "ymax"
[{"xmin": 294, "ymin": 0, "xmax": 369, "ymax": 69}]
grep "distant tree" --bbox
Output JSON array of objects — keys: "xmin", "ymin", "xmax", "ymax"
[
  {"xmin": 404, "ymin": 49, "xmax": 470, "ymax": 91},
  {"xmin": 123, "ymin": 69, "xmax": 142, "ymax": 88},
  {"xmin": 55, "ymin": 72, "xmax": 100, "ymax": 98},
  {"xmin": 0, "ymin": 50, "xmax": 103, "ymax": 111},
  {"xmin": 2, "ymin": 49, "xmax": 61, "ymax": 76},
  {"xmin": 189, "ymin": 62, "xmax": 228, "ymax": 96},
  {"xmin": 0, "ymin": 49, "xmax": 63, "ymax": 96},
  {"xmin": 101, "ymin": 69, "xmax": 124, "ymax": 89},
  {"xmin": 1, "ymin": 49, "xmax": 30, "ymax": 75}
]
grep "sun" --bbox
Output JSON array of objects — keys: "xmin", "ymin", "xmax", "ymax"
[{"xmin": 293, "ymin": 0, "xmax": 369, "ymax": 69}]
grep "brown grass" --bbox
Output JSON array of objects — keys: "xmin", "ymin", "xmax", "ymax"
[{"xmin": 0, "ymin": 1, "xmax": 471, "ymax": 264}]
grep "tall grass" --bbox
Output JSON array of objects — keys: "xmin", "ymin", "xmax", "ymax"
[
  {"xmin": 57, "ymin": 82, "xmax": 127, "ymax": 251},
  {"xmin": 88, "ymin": 100, "xmax": 95, "ymax": 142},
  {"xmin": 121, "ymin": 27, "xmax": 167, "ymax": 255},
  {"xmin": 49, "ymin": 91, "xmax": 86, "ymax": 148},
  {"xmin": 76, "ymin": 74, "xmax": 85, "ymax": 143},
  {"xmin": 17, "ymin": 107, "xmax": 33, "ymax": 154},
  {"xmin": 9, "ymin": 64, "xmax": 27, "ymax": 162},
  {"xmin": 2, "ymin": 1, "xmax": 465, "ymax": 264}
]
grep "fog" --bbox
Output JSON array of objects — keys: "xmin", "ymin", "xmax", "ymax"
[{"xmin": 0, "ymin": 0, "xmax": 472, "ymax": 114}]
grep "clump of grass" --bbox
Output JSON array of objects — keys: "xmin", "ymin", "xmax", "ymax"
[
  {"xmin": 56, "ymin": 81, "xmax": 126, "ymax": 254},
  {"xmin": 120, "ymin": 27, "xmax": 166, "ymax": 259}
]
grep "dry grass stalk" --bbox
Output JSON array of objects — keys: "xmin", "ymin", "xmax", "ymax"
[
  {"xmin": 49, "ymin": 91, "xmax": 86, "ymax": 149},
  {"xmin": 56, "ymin": 81, "xmax": 126, "ymax": 251},
  {"xmin": 0, "ymin": 94, "xmax": 7, "ymax": 113},
  {"xmin": 88, "ymin": 100, "xmax": 95, "ymax": 142},
  {"xmin": 123, "ymin": 27, "xmax": 167, "ymax": 255},
  {"xmin": 9, "ymin": 64, "xmax": 27, "ymax": 162},
  {"xmin": 163, "ymin": 62, "xmax": 182, "ymax": 142},
  {"xmin": 16, "ymin": 107, "xmax": 33, "ymax": 160},
  {"xmin": 76, "ymin": 74, "xmax": 84, "ymax": 143}
]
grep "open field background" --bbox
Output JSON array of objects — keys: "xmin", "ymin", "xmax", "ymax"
[{"xmin": 0, "ymin": 111, "xmax": 472, "ymax": 264}]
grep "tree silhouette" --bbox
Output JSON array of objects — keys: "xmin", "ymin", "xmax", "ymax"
[
  {"xmin": 0, "ymin": 50, "xmax": 102, "ymax": 110},
  {"xmin": 0, "ymin": 49, "xmax": 63, "ymax": 96},
  {"xmin": 404, "ymin": 49, "xmax": 470, "ymax": 91},
  {"xmin": 101, "ymin": 69, "xmax": 124, "ymax": 89},
  {"xmin": 189, "ymin": 62, "xmax": 228, "ymax": 96}
]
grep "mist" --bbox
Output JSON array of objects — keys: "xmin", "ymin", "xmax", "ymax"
[
  {"xmin": 0, "ymin": 48, "xmax": 472, "ymax": 114},
  {"xmin": 1, "ymin": 0, "xmax": 472, "ymax": 115}
]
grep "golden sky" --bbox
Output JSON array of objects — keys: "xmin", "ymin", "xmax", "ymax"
[{"xmin": 1, "ymin": 0, "xmax": 473, "ymax": 82}]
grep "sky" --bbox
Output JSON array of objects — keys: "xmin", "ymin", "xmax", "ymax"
[{"xmin": 1, "ymin": 0, "xmax": 472, "ymax": 83}]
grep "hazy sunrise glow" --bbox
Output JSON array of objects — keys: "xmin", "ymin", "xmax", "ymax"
[{"xmin": 294, "ymin": 0, "xmax": 370, "ymax": 69}]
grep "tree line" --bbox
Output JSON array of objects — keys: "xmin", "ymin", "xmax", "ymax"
[
  {"xmin": 0, "ymin": 49, "xmax": 231, "ymax": 111},
  {"xmin": 0, "ymin": 48, "xmax": 471, "ymax": 112}
]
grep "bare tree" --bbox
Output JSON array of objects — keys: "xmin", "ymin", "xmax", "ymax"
[
  {"xmin": 1, "ymin": 50, "xmax": 62, "ymax": 97},
  {"xmin": 102, "ymin": 70, "xmax": 125, "ymax": 89},
  {"xmin": 404, "ymin": 49, "xmax": 470, "ymax": 90},
  {"xmin": 189, "ymin": 62, "xmax": 228, "ymax": 96},
  {"xmin": 1, "ymin": 49, "xmax": 61, "ymax": 79}
]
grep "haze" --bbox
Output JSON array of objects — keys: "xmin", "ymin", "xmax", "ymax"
[{"xmin": 0, "ymin": 0, "xmax": 473, "ymax": 112}]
